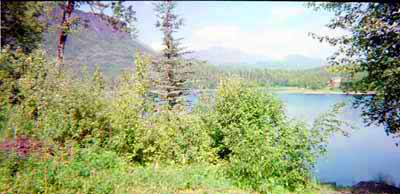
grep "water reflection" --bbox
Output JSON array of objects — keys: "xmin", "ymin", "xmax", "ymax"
[{"xmin": 276, "ymin": 94, "xmax": 400, "ymax": 186}]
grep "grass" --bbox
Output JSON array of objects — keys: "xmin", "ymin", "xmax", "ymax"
[
  {"xmin": 1, "ymin": 147, "xmax": 346, "ymax": 194},
  {"xmin": 116, "ymin": 163, "xmax": 248, "ymax": 194},
  {"xmin": 0, "ymin": 148, "xmax": 250, "ymax": 194}
]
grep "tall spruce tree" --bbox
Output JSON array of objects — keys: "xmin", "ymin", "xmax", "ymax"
[{"xmin": 152, "ymin": 0, "xmax": 193, "ymax": 108}]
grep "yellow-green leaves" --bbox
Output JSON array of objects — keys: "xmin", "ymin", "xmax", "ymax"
[{"xmin": 206, "ymin": 78, "xmax": 332, "ymax": 193}]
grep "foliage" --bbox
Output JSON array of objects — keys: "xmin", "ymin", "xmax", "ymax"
[
  {"xmin": 0, "ymin": 145, "xmax": 247, "ymax": 194},
  {"xmin": 143, "ymin": 106, "xmax": 213, "ymax": 165},
  {"xmin": 36, "ymin": 66, "xmax": 109, "ymax": 145},
  {"xmin": 0, "ymin": 1, "xmax": 46, "ymax": 53},
  {"xmin": 0, "ymin": 135, "xmax": 42, "ymax": 158},
  {"xmin": 207, "ymin": 77, "xmax": 285, "ymax": 159},
  {"xmin": 0, "ymin": 48, "xmax": 51, "ymax": 137},
  {"xmin": 107, "ymin": 51, "xmax": 211, "ymax": 164},
  {"xmin": 0, "ymin": 146, "xmax": 128, "ymax": 194},
  {"xmin": 198, "ymin": 77, "xmax": 341, "ymax": 193},
  {"xmin": 308, "ymin": 2, "xmax": 400, "ymax": 139},
  {"xmin": 107, "ymin": 51, "xmax": 151, "ymax": 160},
  {"xmin": 312, "ymin": 102, "xmax": 355, "ymax": 139},
  {"xmin": 0, "ymin": 48, "xmax": 110, "ymax": 146},
  {"xmin": 0, "ymin": 41, "xmax": 349, "ymax": 193},
  {"xmin": 0, "ymin": 2, "xmax": 362, "ymax": 193},
  {"xmin": 0, "ymin": 48, "xmax": 211, "ymax": 165},
  {"xmin": 0, "ymin": 43, "xmax": 349, "ymax": 194},
  {"xmin": 88, "ymin": 1, "xmax": 138, "ymax": 37}
]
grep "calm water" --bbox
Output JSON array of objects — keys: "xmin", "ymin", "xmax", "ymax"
[
  {"xmin": 276, "ymin": 93, "xmax": 400, "ymax": 186},
  {"xmin": 189, "ymin": 92, "xmax": 400, "ymax": 186}
]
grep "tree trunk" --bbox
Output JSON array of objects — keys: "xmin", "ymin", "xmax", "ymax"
[
  {"xmin": 165, "ymin": 4, "xmax": 175, "ymax": 108},
  {"xmin": 56, "ymin": 0, "xmax": 75, "ymax": 69}
]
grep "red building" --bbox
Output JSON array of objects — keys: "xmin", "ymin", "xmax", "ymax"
[{"xmin": 328, "ymin": 77, "xmax": 342, "ymax": 88}]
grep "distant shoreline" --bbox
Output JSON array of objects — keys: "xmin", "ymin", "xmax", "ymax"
[
  {"xmin": 266, "ymin": 87, "xmax": 375, "ymax": 95},
  {"xmin": 192, "ymin": 87, "xmax": 375, "ymax": 95}
]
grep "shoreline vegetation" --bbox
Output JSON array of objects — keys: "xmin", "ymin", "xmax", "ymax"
[
  {"xmin": 268, "ymin": 87, "xmax": 376, "ymax": 95},
  {"xmin": 194, "ymin": 87, "xmax": 376, "ymax": 95}
]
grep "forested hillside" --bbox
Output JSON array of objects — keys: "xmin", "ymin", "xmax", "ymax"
[{"xmin": 192, "ymin": 62, "xmax": 341, "ymax": 89}]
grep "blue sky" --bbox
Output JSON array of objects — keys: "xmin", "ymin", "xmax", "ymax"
[{"xmin": 82, "ymin": 1, "xmax": 342, "ymax": 60}]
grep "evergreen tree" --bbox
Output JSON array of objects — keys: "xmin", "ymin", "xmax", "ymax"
[{"xmin": 152, "ymin": 0, "xmax": 193, "ymax": 108}]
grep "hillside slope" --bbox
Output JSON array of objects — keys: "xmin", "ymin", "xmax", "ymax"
[{"xmin": 43, "ymin": 8, "xmax": 156, "ymax": 77}]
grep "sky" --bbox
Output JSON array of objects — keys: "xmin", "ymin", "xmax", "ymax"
[{"xmin": 82, "ymin": 1, "xmax": 343, "ymax": 61}]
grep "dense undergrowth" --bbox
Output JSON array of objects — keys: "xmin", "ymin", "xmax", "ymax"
[{"xmin": 0, "ymin": 49, "xmax": 343, "ymax": 193}]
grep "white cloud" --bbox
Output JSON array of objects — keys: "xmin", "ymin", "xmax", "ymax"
[
  {"xmin": 150, "ymin": 41, "xmax": 164, "ymax": 52},
  {"xmin": 187, "ymin": 24, "xmax": 342, "ymax": 60},
  {"xmin": 143, "ymin": 1, "xmax": 156, "ymax": 6}
]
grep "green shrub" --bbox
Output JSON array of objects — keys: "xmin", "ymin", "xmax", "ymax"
[
  {"xmin": 0, "ymin": 146, "xmax": 127, "ymax": 194},
  {"xmin": 109, "ymin": 52, "xmax": 213, "ymax": 165},
  {"xmin": 203, "ymin": 77, "xmax": 332, "ymax": 193},
  {"xmin": 142, "ymin": 106, "xmax": 214, "ymax": 165},
  {"xmin": 0, "ymin": 48, "xmax": 51, "ymax": 137},
  {"xmin": 107, "ymin": 66, "xmax": 150, "ymax": 162},
  {"xmin": 209, "ymin": 77, "xmax": 285, "ymax": 160},
  {"xmin": 0, "ymin": 49, "xmax": 111, "ymax": 146},
  {"xmin": 36, "ymin": 66, "xmax": 111, "ymax": 146}
]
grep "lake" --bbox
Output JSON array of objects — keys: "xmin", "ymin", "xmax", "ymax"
[
  {"xmin": 189, "ymin": 92, "xmax": 400, "ymax": 186},
  {"xmin": 277, "ymin": 93, "xmax": 400, "ymax": 187}
]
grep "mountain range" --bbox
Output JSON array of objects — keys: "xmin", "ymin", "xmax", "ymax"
[
  {"xmin": 43, "ymin": 9, "xmax": 327, "ymax": 77},
  {"xmin": 188, "ymin": 46, "xmax": 327, "ymax": 70}
]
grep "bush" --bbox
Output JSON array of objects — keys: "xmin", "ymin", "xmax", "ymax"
[
  {"xmin": 109, "ymin": 52, "xmax": 213, "ymax": 165},
  {"xmin": 0, "ymin": 145, "xmax": 129, "ymax": 194},
  {"xmin": 36, "ymin": 66, "xmax": 111, "ymax": 146},
  {"xmin": 142, "ymin": 106, "xmax": 214, "ymax": 165},
  {"xmin": 209, "ymin": 77, "xmax": 285, "ymax": 159},
  {"xmin": 203, "ymin": 77, "xmax": 331, "ymax": 193},
  {"xmin": 0, "ymin": 48, "xmax": 51, "ymax": 137},
  {"xmin": 0, "ymin": 49, "xmax": 113, "ymax": 146},
  {"xmin": 107, "ymin": 67, "xmax": 150, "ymax": 162}
]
